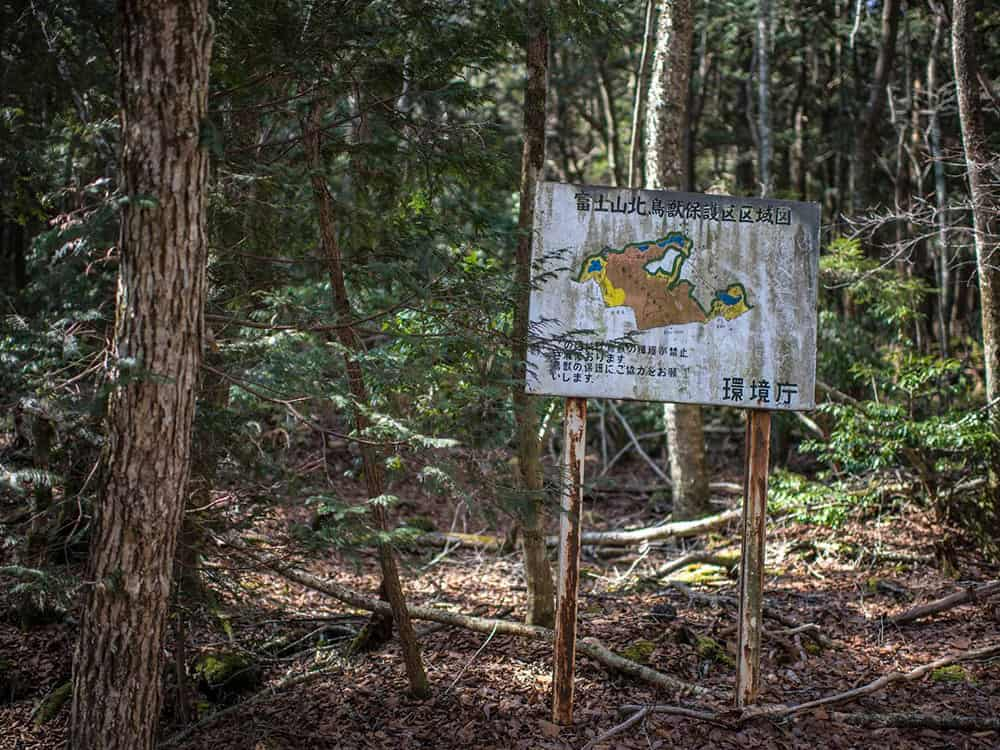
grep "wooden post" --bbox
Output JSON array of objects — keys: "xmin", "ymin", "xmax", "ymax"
[
  {"xmin": 735, "ymin": 409, "xmax": 771, "ymax": 708},
  {"xmin": 552, "ymin": 397, "xmax": 587, "ymax": 725}
]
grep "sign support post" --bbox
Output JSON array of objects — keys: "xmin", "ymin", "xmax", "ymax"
[
  {"xmin": 552, "ymin": 396, "xmax": 587, "ymax": 725},
  {"xmin": 735, "ymin": 408, "xmax": 772, "ymax": 707}
]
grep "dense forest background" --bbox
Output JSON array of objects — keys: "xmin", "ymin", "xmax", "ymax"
[{"xmin": 1, "ymin": 0, "xmax": 999, "ymax": 748}]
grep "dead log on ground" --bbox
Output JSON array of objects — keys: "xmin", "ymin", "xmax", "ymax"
[
  {"xmin": 888, "ymin": 580, "xmax": 1000, "ymax": 625},
  {"xmin": 565, "ymin": 509, "xmax": 740, "ymax": 547},
  {"xmin": 410, "ymin": 508, "xmax": 742, "ymax": 550},
  {"xmin": 225, "ymin": 539, "xmax": 707, "ymax": 698},
  {"xmin": 827, "ymin": 710, "xmax": 1000, "ymax": 731}
]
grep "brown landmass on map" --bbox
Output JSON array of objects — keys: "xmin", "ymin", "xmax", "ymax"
[{"xmin": 602, "ymin": 245, "xmax": 707, "ymax": 330}]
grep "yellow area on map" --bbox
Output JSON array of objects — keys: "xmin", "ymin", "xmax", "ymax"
[{"xmin": 577, "ymin": 257, "xmax": 627, "ymax": 307}]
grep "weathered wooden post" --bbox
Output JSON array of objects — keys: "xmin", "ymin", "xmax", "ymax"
[
  {"xmin": 552, "ymin": 397, "xmax": 587, "ymax": 725},
  {"xmin": 736, "ymin": 409, "xmax": 771, "ymax": 707},
  {"xmin": 524, "ymin": 181, "xmax": 819, "ymax": 721}
]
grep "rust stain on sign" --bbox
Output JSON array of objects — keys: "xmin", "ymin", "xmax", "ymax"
[{"xmin": 527, "ymin": 182, "xmax": 820, "ymax": 411}]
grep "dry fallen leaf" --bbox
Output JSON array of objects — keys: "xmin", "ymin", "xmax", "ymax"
[{"xmin": 539, "ymin": 719, "xmax": 562, "ymax": 738}]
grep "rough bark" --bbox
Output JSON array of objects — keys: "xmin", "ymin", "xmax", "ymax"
[
  {"xmin": 512, "ymin": 0, "xmax": 556, "ymax": 628},
  {"xmin": 952, "ymin": 0, "xmax": 1000, "ymax": 411},
  {"xmin": 854, "ymin": 0, "xmax": 901, "ymax": 209},
  {"xmin": 663, "ymin": 401, "xmax": 711, "ymax": 520},
  {"xmin": 643, "ymin": 0, "xmax": 710, "ymax": 522},
  {"xmin": 644, "ymin": 0, "xmax": 694, "ymax": 191},
  {"xmin": 69, "ymin": 2, "xmax": 212, "ymax": 748},
  {"xmin": 304, "ymin": 103, "xmax": 430, "ymax": 699}
]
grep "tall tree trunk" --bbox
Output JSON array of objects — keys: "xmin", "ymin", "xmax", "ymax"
[
  {"xmin": 512, "ymin": 0, "xmax": 556, "ymax": 628},
  {"xmin": 854, "ymin": 0, "xmax": 901, "ymax": 209},
  {"xmin": 644, "ymin": 0, "xmax": 693, "ymax": 193},
  {"xmin": 644, "ymin": 0, "xmax": 711, "ymax": 521},
  {"xmin": 757, "ymin": 0, "xmax": 773, "ymax": 197},
  {"xmin": 69, "ymin": 2, "xmax": 212, "ymax": 748},
  {"xmin": 304, "ymin": 103, "xmax": 430, "ymax": 699},
  {"xmin": 928, "ymin": 8, "xmax": 951, "ymax": 355},
  {"xmin": 627, "ymin": 0, "xmax": 657, "ymax": 189},
  {"xmin": 952, "ymin": 0, "xmax": 1000, "ymax": 410}
]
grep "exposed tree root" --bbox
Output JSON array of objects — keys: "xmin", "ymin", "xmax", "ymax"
[{"xmin": 888, "ymin": 580, "xmax": 1000, "ymax": 625}]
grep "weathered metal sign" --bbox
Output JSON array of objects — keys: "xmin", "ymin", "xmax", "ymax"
[{"xmin": 526, "ymin": 182, "xmax": 820, "ymax": 411}]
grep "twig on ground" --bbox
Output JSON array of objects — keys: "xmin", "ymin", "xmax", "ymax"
[
  {"xmin": 443, "ymin": 622, "xmax": 499, "ymax": 695},
  {"xmin": 888, "ymin": 580, "xmax": 1000, "ymax": 625},
  {"xmin": 581, "ymin": 707, "xmax": 649, "ymax": 750}
]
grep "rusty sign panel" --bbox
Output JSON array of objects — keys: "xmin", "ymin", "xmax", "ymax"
[{"xmin": 526, "ymin": 182, "xmax": 820, "ymax": 411}]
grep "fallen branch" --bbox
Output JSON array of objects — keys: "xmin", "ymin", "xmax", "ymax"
[
  {"xmin": 816, "ymin": 380, "xmax": 858, "ymax": 405},
  {"xmin": 619, "ymin": 641, "xmax": 1000, "ymax": 727},
  {"xmin": 647, "ymin": 549, "xmax": 739, "ymax": 580},
  {"xmin": 411, "ymin": 531, "xmax": 507, "ymax": 551},
  {"xmin": 225, "ymin": 540, "xmax": 707, "ymax": 698},
  {"xmin": 162, "ymin": 663, "xmax": 342, "ymax": 747},
  {"xmin": 743, "ymin": 643, "xmax": 1000, "ymax": 721},
  {"xmin": 827, "ymin": 710, "xmax": 1000, "ymax": 731},
  {"xmin": 888, "ymin": 580, "xmax": 1000, "ymax": 625},
  {"xmin": 666, "ymin": 581, "xmax": 833, "ymax": 649},
  {"xmin": 565, "ymin": 509, "xmax": 741, "ymax": 548},
  {"xmin": 413, "ymin": 509, "xmax": 742, "ymax": 551}
]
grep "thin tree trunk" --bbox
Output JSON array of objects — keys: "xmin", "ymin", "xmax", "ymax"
[
  {"xmin": 854, "ymin": 0, "xmax": 901, "ymax": 209},
  {"xmin": 627, "ymin": 0, "xmax": 657, "ymax": 189},
  {"xmin": 757, "ymin": 0, "xmax": 773, "ymax": 197},
  {"xmin": 596, "ymin": 59, "xmax": 622, "ymax": 186},
  {"xmin": 512, "ymin": 0, "xmax": 556, "ymax": 628},
  {"xmin": 69, "ymin": 2, "xmax": 212, "ymax": 747},
  {"xmin": 643, "ymin": 0, "xmax": 710, "ymax": 521},
  {"xmin": 304, "ymin": 102, "xmax": 430, "ymax": 699},
  {"xmin": 928, "ymin": 9, "xmax": 951, "ymax": 354},
  {"xmin": 952, "ymin": 0, "xmax": 1000, "ymax": 422}
]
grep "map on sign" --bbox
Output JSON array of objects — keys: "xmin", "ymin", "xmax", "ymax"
[
  {"xmin": 526, "ymin": 182, "xmax": 820, "ymax": 411},
  {"xmin": 576, "ymin": 232, "xmax": 751, "ymax": 329}
]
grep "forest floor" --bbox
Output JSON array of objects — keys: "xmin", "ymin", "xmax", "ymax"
[{"xmin": 2, "ymin": 443, "xmax": 999, "ymax": 750}]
